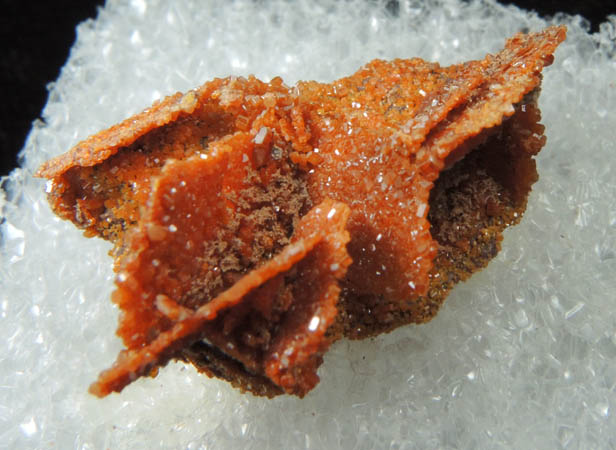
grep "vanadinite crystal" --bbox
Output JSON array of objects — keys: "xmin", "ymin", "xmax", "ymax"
[{"xmin": 36, "ymin": 26, "xmax": 566, "ymax": 398}]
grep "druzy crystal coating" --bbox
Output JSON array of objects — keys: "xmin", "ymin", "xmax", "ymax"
[{"xmin": 36, "ymin": 26, "xmax": 565, "ymax": 398}]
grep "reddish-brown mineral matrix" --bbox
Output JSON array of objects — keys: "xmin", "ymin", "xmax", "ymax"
[
  {"xmin": 294, "ymin": 26, "xmax": 566, "ymax": 305},
  {"xmin": 90, "ymin": 190, "xmax": 351, "ymax": 397},
  {"xmin": 36, "ymin": 26, "xmax": 566, "ymax": 398}
]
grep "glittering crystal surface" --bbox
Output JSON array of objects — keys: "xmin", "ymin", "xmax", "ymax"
[{"xmin": 1, "ymin": 0, "xmax": 615, "ymax": 448}]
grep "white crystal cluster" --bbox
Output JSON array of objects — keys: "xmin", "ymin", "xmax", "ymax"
[{"xmin": 1, "ymin": 0, "xmax": 615, "ymax": 448}]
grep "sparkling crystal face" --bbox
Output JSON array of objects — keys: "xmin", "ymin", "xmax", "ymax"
[
  {"xmin": 37, "ymin": 26, "xmax": 564, "ymax": 400},
  {"xmin": 1, "ymin": 1, "xmax": 614, "ymax": 449}
]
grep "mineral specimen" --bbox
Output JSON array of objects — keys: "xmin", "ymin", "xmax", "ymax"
[{"xmin": 36, "ymin": 26, "xmax": 566, "ymax": 397}]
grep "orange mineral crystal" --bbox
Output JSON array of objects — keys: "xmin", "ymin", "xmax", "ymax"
[{"xmin": 36, "ymin": 26, "xmax": 566, "ymax": 397}]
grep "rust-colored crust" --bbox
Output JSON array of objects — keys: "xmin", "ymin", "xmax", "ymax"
[
  {"xmin": 35, "ymin": 82, "xmax": 222, "ymax": 179},
  {"xmin": 89, "ymin": 198, "xmax": 351, "ymax": 397},
  {"xmin": 37, "ymin": 26, "xmax": 566, "ymax": 398}
]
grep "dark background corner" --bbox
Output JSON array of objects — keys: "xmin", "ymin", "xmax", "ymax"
[{"xmin": 0, "ymin": 0, "xmax": 104, "ymax": 176}]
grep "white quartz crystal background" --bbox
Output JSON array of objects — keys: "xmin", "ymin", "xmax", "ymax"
[{"xmin": 1, "ymin": 0, "xmax": 615, "ymax": 448}]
